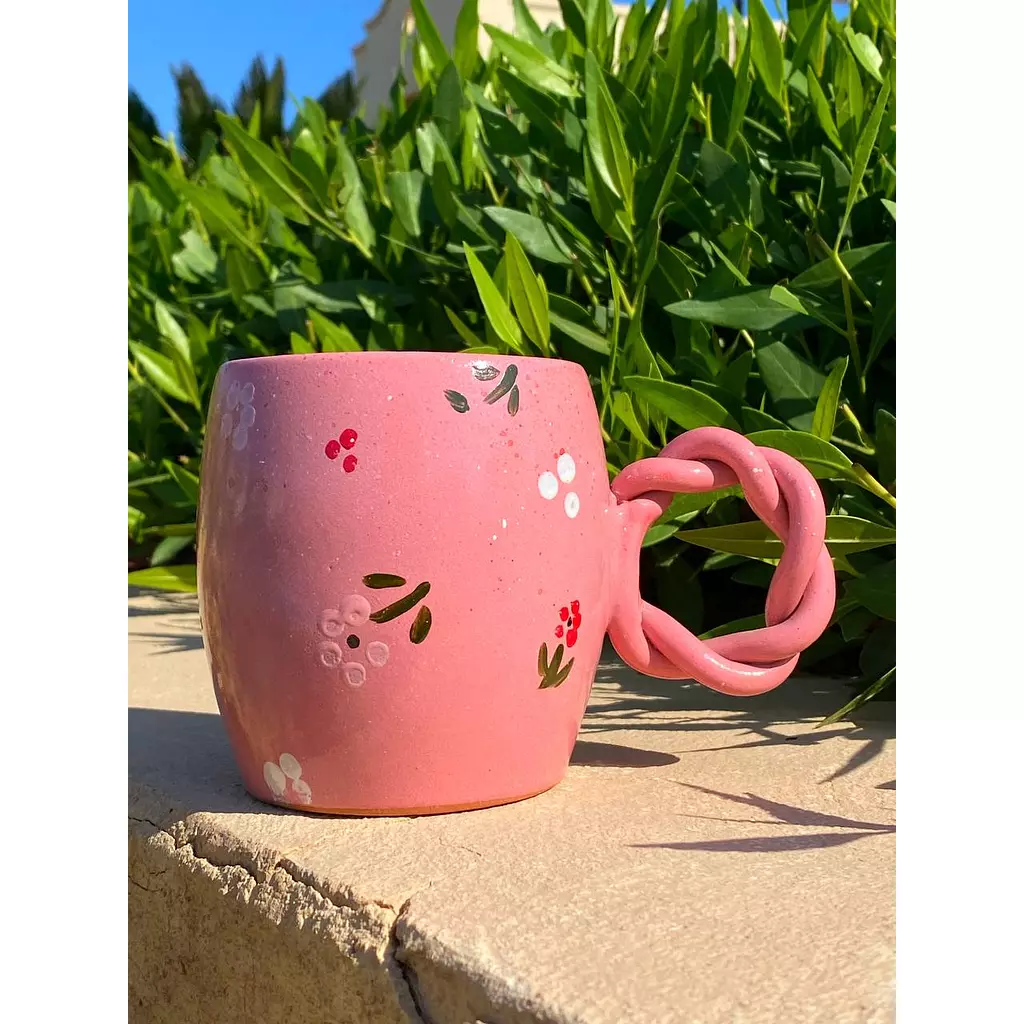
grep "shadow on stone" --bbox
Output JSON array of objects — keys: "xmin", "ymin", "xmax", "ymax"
[
  {"xmin": 633, "ymin": 782, "xmax": 894, "ymax": 854},
  {"xmin": 570, "ymin": 740, "xmax": 680, "ymax": 768}
]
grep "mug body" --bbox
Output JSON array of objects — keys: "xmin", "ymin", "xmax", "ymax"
[{"xmin": 198, "ymin": 352, "xmax": 615, "ymax": 814}]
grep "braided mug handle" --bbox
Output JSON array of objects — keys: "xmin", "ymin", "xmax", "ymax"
[{"xmin": 607, "ymin": 427, "xmax": 836, "ymax": 696}]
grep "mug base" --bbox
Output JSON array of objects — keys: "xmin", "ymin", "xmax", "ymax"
[{"xmin": 244, "ymin": 780, "xmax": 560, "ymax": 817}]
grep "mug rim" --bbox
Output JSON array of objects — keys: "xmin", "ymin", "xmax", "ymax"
[{"xmin": 220, "ymin": 351, "xmax": 590, "ymax": 375}]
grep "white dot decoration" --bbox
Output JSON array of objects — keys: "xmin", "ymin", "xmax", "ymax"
[
  {"xmin": 318, "ymin": 641, "xmax": 344, "ymax": 668},
  {"xmin": 366, "ymin": 641, "xmax": 390, "ymax": 667},
  {"xmin": 343, "ymin": 662, "xmax": 367, "ymax": 688},
  {"xmin": 564, "ymin": 492, "xmax": 580, "ymax": 519},
  {"xmin": 263, "ymin": 761, "xmax": 287, "ymax": 797},
  {"xmin": 278, "ymin": 753, "xmax": 302, "ymax": 780},
  {"xmin": 538, "ymin": 471, "xmax": 559, "ymax": 500},
  {"xmin": 556, "ymin": 452, "xmax": 576, "ymax": 483}
]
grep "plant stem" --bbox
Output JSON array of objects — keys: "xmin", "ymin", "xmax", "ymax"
[
  {"xmin": 840, "ymin": 402, "xmax": 873, "ymax": 448},
  {"xmin": 128, "ymin": 360, "xmax": 197, "ymax": 440},
  {"xmin": 852, "ymin": 465, "xmax": 897, "ymax": 509},
  {"xmin": 831, "ymin": 436, "xmax": 875, "ymax": 457},
  {"xmin": 739, "ymin": 329, "xmax": 756, "ymax": 350},
  {"xmin": 839, "ymin": 276, "xmax": 865, "ymax": 393}
]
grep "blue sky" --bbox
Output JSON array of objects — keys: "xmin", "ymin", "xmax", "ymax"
[{"xmin": 129, "ymin": 1, "xmax": 846, "ymax": 137}]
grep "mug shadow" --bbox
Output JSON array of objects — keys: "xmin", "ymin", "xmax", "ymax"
[{"xmin": 128, "ymin": 707, "xmax": 682, "ymax": 817}]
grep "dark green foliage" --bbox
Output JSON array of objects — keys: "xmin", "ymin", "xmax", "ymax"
[{"xmin": 128, "ymin": 0, "xmax": 896, "ymax": 717}]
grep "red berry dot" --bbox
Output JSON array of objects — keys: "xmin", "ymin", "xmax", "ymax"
[
  {"xmin": 340, "ymin": 428, "xmax": 358, "ymax": 450},
  {"xmin": 573, "ymin": 611, "xmax": 582, "ymax": 628},
  {"xmin": 566, "ymin": 629, "xmax": 578, "ymax": 648},
  {"xmin": 570, "ymin": 600, "xmax": 580, "ymax": 615},
  {"xmin": 325, "ymin": 439, "xmax": 341, "ymax": 460},
  {"xmin": 559, "ymin": 606, "xmax": 569, "ymax": 622},
  {"xmin": 342, "ymin": 454, "xmax": 358, "ymax": 473},
  {"xmin": 554, "ymin": 624, "xmax": 564, "ymax": 638}
]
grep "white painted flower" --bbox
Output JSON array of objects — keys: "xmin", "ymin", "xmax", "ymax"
[
  {"xmin": 537, "ymin": 450, "xmax": 581, "ymax": 518},
  {"xmin": 222, "ymin": 380, "xmax": 256, "ymax": 451},
  {"xmin": 263, "ymin": 753, "xmax": 312, "ymax": 805},
  {"xmin": 316, "ymin": 597, "xmax": 391, "ymax": 686}
]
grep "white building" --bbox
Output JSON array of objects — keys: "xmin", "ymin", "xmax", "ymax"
[{"xmin": 352, "ymin": 0, "xmax": 633, "ymax": 122}]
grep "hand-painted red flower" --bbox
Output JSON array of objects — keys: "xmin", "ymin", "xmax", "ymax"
[
  {"xmin": 555, "ymin": 599, "xmax": 582, "ymax": 647},
  {"xmin": 325, "ymin": 427, "xmax": 359, "ymax": 471}
]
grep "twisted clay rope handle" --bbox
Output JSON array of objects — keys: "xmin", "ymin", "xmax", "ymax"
[{"xmin": 607, "ymin": 427, "xmax": 836, "ymax": 696}]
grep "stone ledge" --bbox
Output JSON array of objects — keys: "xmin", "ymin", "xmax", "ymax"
[{"xmin": 129, "ymin": 591, "xmax": 894, "ymax": 1024}]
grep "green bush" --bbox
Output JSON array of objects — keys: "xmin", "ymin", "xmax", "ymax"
[{"xmin": 128, "ymin": 0, "xmax": 895, "ymax": 718}]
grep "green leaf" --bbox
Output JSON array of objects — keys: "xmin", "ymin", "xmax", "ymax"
[
  {"xmin": 445, "ymin": 307, "xmax": 486, "ymax": 349},
  {"xmin": 484, "ymin": 26, "xmax": 577, "ymax": 97},
  {"xmin": 128, "ymin": 564, "xmax": 198, "ymax": 592},
  {"xmin": 819, "ymin": 667, "xmax": 895, "ymax": 726},
  {"xmin": 163, "ymin": 461, "xmax": 200, "ymax": 503},
  {"xmin": 810, "ymin": 357, "xmax": 848, "ymax": 441},
  {"xmin": 700, "ymin": 614, "xmax": 766, "ymax": 640},
  {"xmin": 482, "ymin": 208, "xmax": 573, "ymax": 264},
  {"xmin": 754, "ymin": 341, "xmax": 825, "ymax": 431},
  {"xmin": 149, "ymin": 533, "xmax": 195, "ymax": 566},
  {"xmin": 463, "ymin": 244, "xmax": 525, "ymax": 353},
  {"xmin": 875, "ymin": 409, "xmax": 896, "ymax": 488},
  {"xmin": 867, "ymin": 246, "xmax": 896, "ymax": 370},
  {"xmin": 675, "ymin": 515, "xmax": 896, "ymax": 558},
  {"xmin": 624, "ymin": 376, "xmax": 740, "ymax": 431},
  {"xmin": 505, "ymin": 233, "xmax": 549, "ymax": 353},
  {"xmin": 806, "ymin": 68, "xmax": 843, "ymax": 151},
  {"xmin": 410, "ymin": 0, "xmax": 450, "ymax": 72},
  {"xmin": 308, "ymin": 309, "xmax": 362, "ymax": 352},
  {"xmin": 788, "ymin": 0, "xmax": 830, "ymax": 78},
  {"xmin": 665, "ymin": 289, "xmax": 811, "ymax": 332},
  {"xmin": 748, "ymin": 0, "xmax": 786, "ymax": 113},
  {"xmin": 130, "ymin": 342, "xmax": 191, "ymax": 404},
  {"xmin": 844, "ymin": 27, "xmax": 884, "ymax": 84},
  {"xmin": 746, "ymin": 429, "xmax": 855, "ymax": 482},
  {"xmin": 548, "ymin": 311, "xmax": 610, "ymax": 354},
  {"xmin": 453, "ymin": 0, "xmax": 480, "ymax": 77},
  {"xmin": 217, "ymin": 113, "xmax": 314, "ymax": 225},
  {"xmin": 846, "ymin": 560, "xmax": 896, "ymax": 621},
  {"xmin": 513, "ymin": 0, "xmax": 548, "ymax": 49},
  {"xmin": 837, "ymin": 76, "xmax": 891, "ymax": 246},
  {"xmin": 290, "ymin": 330, "xmax": 315, "ymax": 354},
  {"xmin": 388, "ymin": 170, "xmax": 426, "ymax": 238},
  {"xmin": 153, "ymin": 300, "xmax": 190, "ymax": 364},
  {"xmin": 725, "ymin": 21, "xmax": 753, "ymax": 151},
  {"xmin": 789, "ymin": 242, "xmax": 892, "ymax": 292},
  {"xmin": 612, "ymin": 391, "xmax": 654, "ymax": 448},
  {"xmin": 584, "ymin": 51, "xmax": 633, "ymax": 217},
  {"xmin": 642, "ymin": 524, "xmax": 679, "ymax": 548},
  {"xmin": 881, "ymin": 199, "xmax": 896, "ymax": 221}
]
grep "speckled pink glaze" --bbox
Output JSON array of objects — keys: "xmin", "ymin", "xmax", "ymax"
[{"xmin": 198, "ymin": 352, "xmax": 833, "ymax": 815}]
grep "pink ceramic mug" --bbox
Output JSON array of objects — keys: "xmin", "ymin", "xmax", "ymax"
[{"xmin": 198, "ymin": 352, "xmax": 835, "ymax": 815}]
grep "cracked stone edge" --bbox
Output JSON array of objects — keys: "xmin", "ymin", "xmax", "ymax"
[{"xmin": 129, "ymin": 781, "xmax": 432, "ymax": 1024}]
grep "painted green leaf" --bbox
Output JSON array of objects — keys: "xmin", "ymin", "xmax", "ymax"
[
  {"xmin": 675, "ymin": 516, "xmax": 896, "ymax": 558},
  {"xmin": 370, "ymin": 582, "xmax": 432, "ymax": 623},
  {"xmin": 363, "ymin": 573, "xmax": 407, "ymax": 589},
  {"xmin": 507, "ymin": 385, "xmax": 520, "ymax": 417},
  {"xmin": 471, "ymin": 362, "xmax": 500, "ymax": 381},
  {"xmin": 444, "ymin": 389, "xmax": 470, "ymax": 413},
  {"xmin": 505, "ymin": 233, "xmax": 549, "ymax": 353},
  {"xmin": 409, "ymin": 605, "xmax": 433, "ymax": 644},
  {"xmin": 810, "ymin": 357, "xmax": 848, "ymax": 441},
  {"xmin": 484, "ymin": 364, "xmax": 518, "ymax": 404},
  {"xmin": 463, "ymin": 244, "xmax": 524, "ymax": 353},
  {"xmin": 624, "ymin": 376, "xmax": 740, "ymax": 431}
]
